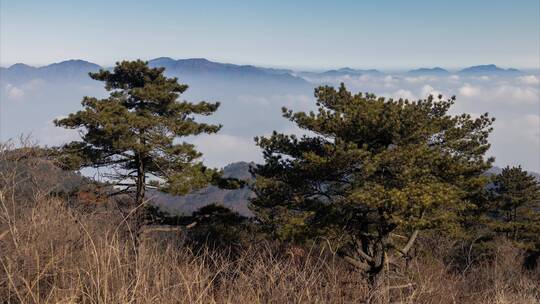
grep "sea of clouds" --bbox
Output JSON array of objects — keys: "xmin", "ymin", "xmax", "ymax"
[
  {"xmin": 190, "ymin": 72, "xmax": 540, "ymax": 172},
  {"xmin": 1, "ymin": 71, "xmax": 539, "ymax": 172}
]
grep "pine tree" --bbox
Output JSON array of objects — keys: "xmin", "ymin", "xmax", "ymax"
[
  {"xmin": 489, "ymin": 166, "xmax": 540, "ymax": 253},
  {"xmin": 55, "ymin": 60, "xmax": 221, "ymax": 232},
  {"xmin": 250, "ymin": 84, "xmax": 495, "ymax": 283}
]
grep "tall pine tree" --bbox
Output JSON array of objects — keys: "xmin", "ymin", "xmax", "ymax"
[
  {"xmin": 55, "ymin": 60, "xmax": 221, "ymax": 230},
  {"xmin": 489, "ymin": 166, "xmax": 540, "ymax": 261},
  {"xmin": 251, "ymin": 84, "xmax": 495, "ymax": 283}
]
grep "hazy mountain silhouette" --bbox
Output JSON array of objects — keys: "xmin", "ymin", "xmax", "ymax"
[
  {"xmin": 1, "ymin": 60, "xmax": 101, "ymax": 83},
  {"xmin": 297, "ymin": 67, "xmax": 381, "ymax": 79},
  {"xmin": 146, "ymin": 57, "xmax": 308, "ymax": 92},
  {"xmin": 407, "ymin": 67, "xmax": 450, "ymax": 75},
  {"xmin": 149, "ymin": 57, "xmax": 294, "ymax": 76},
  {"xmin": 149, "ymin": 162, "xmax": 255, "ymax": 216},
  {"xmin": 2, "ymin": 60, "xmax": 525, "ymax": 85},
  {"xmin": 1, "ymin": 58, "xmax": 309, "ymax": 92},
  {"xmin": 321, "ymin": 67, "xmax": 381, "ymax": 76},
  {"xmin": 459, "ymin": 64, "xmax": 521, "ymax": 75}
]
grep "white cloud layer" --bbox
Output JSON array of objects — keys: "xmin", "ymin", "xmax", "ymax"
[
  {"xmin": 302, "ymin": 73, "xmax": 540, "ymax": 171},
  {"xmin": 518, "ymin": 75, "xmax": 539, "ymax": 85},
  {"xmin": 2, "ymin": 73, "xmax": 539, "ymax": 171},
  {"xmin": 190, "ymin": 134, "xmax": 262, "ymax": 168},
  {"xmin": 5, "ymin": 84, "xmax": 25, "ymax": 100},
  {"xmin": 459, "ymin": 84, "xmax": 481, "ymax": 97}
]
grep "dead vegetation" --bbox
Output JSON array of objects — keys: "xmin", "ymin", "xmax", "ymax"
[{"xmin": 0, "ymin": 141, "xmax": 539, "ymax": 303}]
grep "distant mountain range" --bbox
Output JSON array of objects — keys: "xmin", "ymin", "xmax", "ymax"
[
  {"xmin": 0, "ymin": 59, "xmax": 524, "ymax": 85},
  {"xmin": 147, "ymin": 57, "xmax": 304, "ymax": 86},
  {"xmin": 298, "ymin": 67, "xmax": 382, "ymax": 78},
  {"xmin": 149, "ymin": 57, "xmax": 294, "ymax": 76},
  {"xmin": 407, "ymin": 67, "xmax": 450, "ymax": 75},
  {"xmin": 0, "ymin": 58, "xmax": 304, "ymax": 85},
  {"xmin": 0, "ymin": 60, "xmax": 101, "ymax": 83},
  {"xmin": 0, "ymin": 58, "xmax": 312, "ymax": 96},
  {"xmin": 149, "ymin": 162, "xmax": 255, "ymax": 217},
  {"xmin": 406, "ymin": 65, "xmax": 524, "ymax": 76},
  {"xmin": 458, "ymin": 64, "xmax": 521, "ymax": 75}
]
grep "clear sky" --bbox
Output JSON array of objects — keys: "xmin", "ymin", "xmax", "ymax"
[{"xmin": 1, "ymin": 0, "xmax": 539, "ymax": 69}]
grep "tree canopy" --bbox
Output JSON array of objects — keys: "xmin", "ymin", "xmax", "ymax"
[
  {"xmin": 489, "ymin": 166, "xmax": 540, "ymax": 251},
  {"xmin": 55, "ymin": 60, "xmax": 221, "ymax": 208},
  {"xmin": 250, "ymin": 84, "xmax": 495, "ymax": 281}
]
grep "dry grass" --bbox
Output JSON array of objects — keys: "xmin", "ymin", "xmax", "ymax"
[{"xmin": 0, "ymin": 143, "xmax": 539, "ymax": 303}]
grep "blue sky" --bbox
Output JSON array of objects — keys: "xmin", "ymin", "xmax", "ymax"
[{"xmin": 1, "ymin": 0, "xmax": 539, "ymax": 69}]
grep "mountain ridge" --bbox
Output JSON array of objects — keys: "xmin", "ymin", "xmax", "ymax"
[
  {"xmin": 1, "ymin": 58, "xmax": 306, "ymax": 86},
  {"xmin": 407, "ymin": 67, "xmax": 450, "ymax": 75},
  {"xmin": 1, "ymin": 59, "xmax": 101, "ymax": 83},
  {"xmin": 458, "ymin": 64, "xmax": 521, "ymax": 75},
  {"xmin": 2, "ymin": 59, "xmax": 526, "ymax": 81}
]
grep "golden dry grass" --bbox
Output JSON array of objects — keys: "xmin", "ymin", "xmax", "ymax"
[
  {"xmin": 0, "ymin": 143, "xmax": 539, "ymax": 303},
  {"xmin": 1, "ymin": 196, "xmax": 539, "ymax": 303}
]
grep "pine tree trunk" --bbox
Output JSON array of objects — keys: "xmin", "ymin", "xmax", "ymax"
[
  {"xmin": 343, "ymin": 238, "xmax": 387, "ymax": 288},
  {"xmin": 132, "ymin": 154, "xmax": 147, "ymax": 245},
  {"xmin": 367, "ymin": 241, "xmax": 386, "ymax": 288}
]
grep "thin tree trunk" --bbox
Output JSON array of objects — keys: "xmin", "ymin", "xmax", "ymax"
[
  {"xmin": 132, "ymin": 154, "xmax": 147, "ymax": 245},
  {"xmin": 367, "ymin": 240, "xmax": 386, "ymax": 287},
  {"xmin": 136, "ymin": 154, "xmax": 145, "ymax": 206}
]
